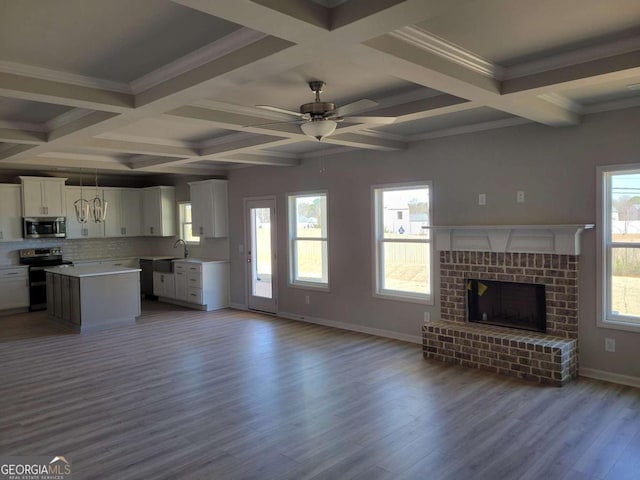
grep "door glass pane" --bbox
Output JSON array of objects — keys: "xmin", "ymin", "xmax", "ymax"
[
  {"xmin": 252, "ymin": 208, "xmax": 272, "ymax": 299},
  {"xmin": 611, "ymin": 173, "xmax": 640, "ymax": 243},
  {"xmin": 382, "ymin": 241, "xmax": 430, "ymax": 294},
  {"xmin": 611, "ymin": 247, "xmax": 640, "ymax": 318}
]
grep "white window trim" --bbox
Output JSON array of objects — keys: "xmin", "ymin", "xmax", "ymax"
[
  {"xmin": 371, "ymin": 181, "xmax": 433, "ymax": 305},
  {"xmin": 597, "ymin": 163, "xmax": 640, "ymax": 332},
  {"xmin": 287, "ymin": 190, "xmax": 330, "ymax": 291},
  {"xmin": 177, "ymin": 201, "xmax": 200, "ymax": 245}
]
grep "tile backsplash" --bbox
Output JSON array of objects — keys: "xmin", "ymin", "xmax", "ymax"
[{"xmin": 0, "ymin": 236, "xmax": 229, "ymax": 265}]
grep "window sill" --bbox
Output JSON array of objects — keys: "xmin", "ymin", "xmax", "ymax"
[
  {"xmin": 597, "ymin": 318, "xmax": 640, "ymax": 333},
  {"xmin": 373, "ymin": 291, "xmax": 433, "ymax": 306},
  {"xmin": 289, "ymin": 281, "xmax": 330, "ymax": 292}
]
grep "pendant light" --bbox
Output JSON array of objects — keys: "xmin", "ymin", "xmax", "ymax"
[
  {"xmin": 74, "ymin": 170, "xmax": 90, "ymax": 224},
  {"xmin": 90, "ymin": 170, "xmax": 108, "ymax": 223}
]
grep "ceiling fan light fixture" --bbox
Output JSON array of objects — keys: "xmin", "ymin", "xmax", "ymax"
[{"xmin": 301, "ymin": 119, "xmax": 337, "ymax": 141}]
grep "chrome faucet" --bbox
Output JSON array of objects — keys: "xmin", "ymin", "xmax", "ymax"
[{"xmin": 173, "ymin": 238, "xmax": 189, "ymax": 258}]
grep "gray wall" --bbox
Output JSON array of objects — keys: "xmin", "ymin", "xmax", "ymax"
[{"xmin": 228, "ymin": 106, "xmax": 640, "ymax": 379}]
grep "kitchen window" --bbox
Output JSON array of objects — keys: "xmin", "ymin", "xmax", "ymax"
[
  {"xmin": 373, "ymin": 182, "xmax": 432, "ymax": 303},
  {"xmin": 287, "ymin": 191, "xmax": 328, "ymax": 289},
  {"xmin": 178, "ymin": 202, "xmax": 199, "ymax": 244},
  {"xmin": 598, "ymin": 165, "xmax": 640, "ymax": 330}
]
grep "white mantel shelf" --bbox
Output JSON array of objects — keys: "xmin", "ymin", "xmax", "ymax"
[{"xmin": 427, "ymin": 224, "xmax": 594, "ymax": 255}]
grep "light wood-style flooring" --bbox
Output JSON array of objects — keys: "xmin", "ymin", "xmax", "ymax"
[{"xmin": 1, "ymin": 301, "xmax": 639, "ymax": 480}]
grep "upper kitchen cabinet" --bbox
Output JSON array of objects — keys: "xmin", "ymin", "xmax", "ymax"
[
  {"xmin": 142, "ymin": 186, "xmax": 175, "ymax": 237},
  {"xmin": 103, "ymin": 188, "xmax": 142, "ymax": 237},
  {"xmin": 64, "ymin": 187, "xmax": 105, "ymax": 239},
  {"xmin": 0, "ymin": 184, "xmax": 23, "ymax": 242},
  {"xmin": 189, "ymin": 179, "xmax": 228, "ymax": 238},
  {"xmin": 20, "ymin": 177, "xmax": 67, "ymax": 217}
]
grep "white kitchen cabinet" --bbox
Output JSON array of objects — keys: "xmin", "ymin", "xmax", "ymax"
[
  {"xmin": 171, "ymin": 260, "xmax": 229, "ymax": 311},
  {"xmin": 20, "ymin": 176, "xmax": 67, "ymax": 217},
  {"xmin": 153, "ymin": 271, "xmax": 175, "ymax": 298},
  {"xmin": 64, "ymin": 187, "xmax": 105, "ymax": 239},
  {"xmin": 142, "ymin": 186, "xmax": 176, "ymax": 237},
  {"xmin": 0, "ymin": 267, "xmax": 29, "ymax": 312},
  {"xmin": 188, "ymin": 179, "xmax": 228, "ymax": 238},
  {"xmin": 103, "ymin": 188, "xmax": 142, "ymax": 237},
  {"xmin": 0, "ymin": 184, "xmax": 23, "ymax": 242}
]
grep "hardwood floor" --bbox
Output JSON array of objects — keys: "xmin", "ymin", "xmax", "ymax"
[{"xmin": 1, "ymin": 301, "xmax": 639, "ymax": 479}]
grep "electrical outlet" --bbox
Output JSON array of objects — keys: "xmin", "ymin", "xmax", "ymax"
[
  {"xmin": 305, "ymin": 295, "xmax": 310, "ymax": 305},
  {"xmin": 605, "ymin": 338, "xmax": 616, "ymax": 352},
  {"xmin": 478, "ymin": 193, "xmax": 486, "ymax": 205},
  {"xmin": 424, "ymin": 311, "xmax": 430, "ymax": 323},
  {"xmin": 517, "ymin": 191, "xmax": 525, "ymax": 203}
]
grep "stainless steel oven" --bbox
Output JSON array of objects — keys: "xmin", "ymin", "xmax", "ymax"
[
  {"xmin": 19, "ymin": 247, "xmax": 72, "ymax": 311},
  {"xmin": 23, "ymin": 217, "xmax": 66, "ymax": 239}
]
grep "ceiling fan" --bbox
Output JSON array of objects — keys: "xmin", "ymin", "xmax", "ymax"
[{"xmin": 255, "ymin": 80, "xmax": 396, "ymax": 140}]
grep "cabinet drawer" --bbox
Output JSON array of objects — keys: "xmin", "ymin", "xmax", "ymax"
[
  {"xmin": 174, "ymin": 263, "xmax": 186, "ymax": 273},
  {"xmin": 187, "ymin": 272, "xmax": 202, "ymax": 288},
  {"xmin": 0, "ymin": 268, "xmax": 27, "ymax": 279},
  {"xmin": 186, "ymin": 263, "xmax": 202, "ymax": 273},
  {"xmin": 187, "ymin": 287, "xmax": 203, "ymax": 304}
]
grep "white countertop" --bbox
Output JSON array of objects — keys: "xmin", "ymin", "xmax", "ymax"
[
  {"xmin": 139, "ymin": 256, "xmax": 179, "ymax": 261},
  {"xmin": 172, "ymin": 258, "xmax": 229, "ymax": 264},
  {"xmin": 45, "ymin": 265, "xmax": 141, "ymax": 278}
]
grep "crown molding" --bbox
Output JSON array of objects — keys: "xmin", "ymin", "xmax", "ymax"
[
  {"xmin": 0, "ymin": 60, "xmax": 131, "ymax": 93},
  {"xmin": 389, "ymin": 26, "xmax": 503, "ymax": 80},
  {"xmin": 129, "ymin": 28, "xmax": 267, "ymax": 95},
  {"xmin": 408, "ymin": 117, "xmax": 530, "ymax": 142},
  {"xmin": 0, "ymin": 120, "xmax": 47, "ymax": 132},
  {"xmin": 582, "ymin": 95, "xmax": 640, "ymax": 114},
  {"xmin": 504, "ymin": 35, "xmax": 640, "ymax": 80},
  {"xmin": 46, "ymin": 108, "xmax": 94, "ymax": 132},
  {"xmin": 538, "ymin": 93, "xmax": 583, "ymax": 114}
]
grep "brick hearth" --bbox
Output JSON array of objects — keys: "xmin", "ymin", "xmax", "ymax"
[{"xmin": 423, "ymin": 250, "xmax": 580, "ymax": 385}]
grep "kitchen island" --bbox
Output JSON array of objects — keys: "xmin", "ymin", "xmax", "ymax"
[{"xmin": 45, "ymin": 265, "xmax": 141, "ymax": 332}]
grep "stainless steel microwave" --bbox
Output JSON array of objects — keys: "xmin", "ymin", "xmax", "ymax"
[{"xmin": 23, "ymin": 217, "xmax": 66, "ymax": 239}]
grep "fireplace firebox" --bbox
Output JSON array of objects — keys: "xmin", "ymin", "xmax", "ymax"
[{"xmin": 466, "ymin": 279, "xmax": 546, "ymax": 333}]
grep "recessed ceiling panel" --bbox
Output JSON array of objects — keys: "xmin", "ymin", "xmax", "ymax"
[
  {"xmin": 0, "ymin": 97, "xmax": 71, "ymax": 124},
  {"xmin": 264, "ymin": 140, "xmax": 342, "ymax": 154},
  {"xmin": 378, "ymin": 107, "xmax": 515, "ymax": 136},
  {"xmin": 0, "ymin": 0, "xmax": 240, "ymax": 83},
  {"xmin": 416, "ymin": 0, "xmax": 640, "ymax": 65},
  {"xmin": 212, "ymin": 59, "xmax": 437, "ymax": 112},
  {"xmin": 97, "ymin": 117, "xmax": 229, "ymax": 144}
]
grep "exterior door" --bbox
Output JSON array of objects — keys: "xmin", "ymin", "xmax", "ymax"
[{"xmin": 245, "ymin": 198, "xmax": 277, "ymax": 313}]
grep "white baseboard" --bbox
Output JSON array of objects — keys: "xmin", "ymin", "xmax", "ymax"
[
  {"xmin": 278, "ymin": 311, "xmax": 422, "ymax": 344},
  {"xmin": 580, "ymin": 368, "xmax": 640, "ymax": 388},
  {"xmin": 229, "ymin": 303, "xmax": 248, "ymax": 311}
]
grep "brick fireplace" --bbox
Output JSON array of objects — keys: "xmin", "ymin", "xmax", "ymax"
[{"xmin": 422, "ymin": 225, "xmax": 592, "ymax": 386}]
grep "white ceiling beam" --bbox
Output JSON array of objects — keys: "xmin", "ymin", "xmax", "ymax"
[
  {"xmin": 0, "ymin": 72, "xmax": 134, "ymax": 112},
  {"xmin": 0, "ymin": 144, "xmax": 36, "ymax": 161}
]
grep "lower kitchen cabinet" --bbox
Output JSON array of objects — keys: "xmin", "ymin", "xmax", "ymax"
[
  {"xmin": 158, "ymin": 260, "xmax": 229, "ymax": 311},
  {"xmin": 153, "ymin": 272, "xmax": 175, "ymax": 298},
  {"xmin": 0, "ymin": 267, "xmax": 29, "ymax": 313}
]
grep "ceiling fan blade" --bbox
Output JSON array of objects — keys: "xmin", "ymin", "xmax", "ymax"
[
  {"xmin": 334, "ymin": 99, "xmax": 378, "ymax": 117},
  {"xmin": 244, "ymin": 119, "xmax": 305, "ymax": 128},
  {"xmin": 256, "ymin": 105, "xmax": 304, "ymax": 117},
  {"xmin": 341, "ymin": 116, "xmax": 396, "ymax": 125}
]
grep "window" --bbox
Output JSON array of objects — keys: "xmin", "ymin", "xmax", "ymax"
[
  {"xmin": 600, "ymin": 165, "xmax": 640, "ymax": 329},
  {"xmin": 288, "ymin": 192, "xmax": 328, "ymax": 288},
  {"xmin": 178, "ymin": 202, "xmax": 199, "ymax": 244},
  {"xmin": 373, "ymin": 183, "xmax": 432, "ymax": 303}
]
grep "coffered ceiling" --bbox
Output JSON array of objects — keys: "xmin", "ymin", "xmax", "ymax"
[{"xmin": 1, "ymin": 0, "xmax": 640, "ymax": 176}]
